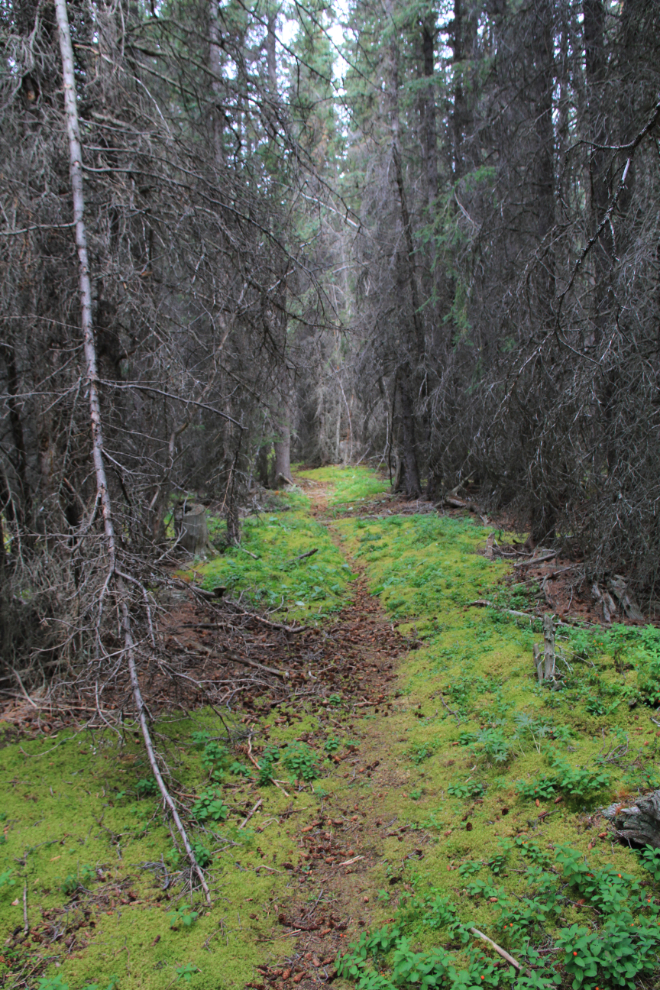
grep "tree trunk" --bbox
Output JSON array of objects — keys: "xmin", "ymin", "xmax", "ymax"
[
  {"xmin": 54, "ymin": 0, "xmax": 210, "ymax": 903},
  {"xmin": 274, "ymin": 415, "xmax": 292, "ymax": 486},
  {"xmin": 397, "ymin": 378, "xmax": 422, "ymax": 499},
  {"xmin": 421, "ymin": 14, "xmax": 438, "ymax": 205}
]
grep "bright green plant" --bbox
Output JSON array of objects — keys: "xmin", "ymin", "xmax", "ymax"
[
  {"xmin": 191, "ymin": 841, "xmax": 212, "ymax": 868},
  {"xmin": 82, "ymin": 979, "xmax": 119, "ymax": 990},
  {"xmin": 0, "ymin": 869, "xmax": 15, "ymax": 888},
  {"xmin": 191, "ymin": 731, "xmax": 211, "ymax": 750},
  {"xmin": 282, "ymin": 742, "xmax": 320, "ymax": 782},
  {"xmin": 191, "ymin": 789, "xmax": 229, "ymax": 823},
  {"xmin": 637, "ymin": 846, "xmax": 660, "ymax": 882},
  {"xmin": 36, "ymin": 977, "xmax": 70, "ymax": 990},
  {"xmin": 176, "ymin": 963, "xmax": 200, "ymax": 981},
  {"xmin": 457, "ymin": 861, "xmax": 482, "ymax": 879},
  {"xmin": 257, "ymin": 746, "xmax": 281, "ymax": 785},
  {"xmin": 168, "ymin": 904, "xmax": 200, "ymax": 928},
  {"xmin": 201, "ymin": 741, "xmax": 229, "ymax": 778},
  {"xmin": 324, "ymin": 737, "xmax": 341, "ymax": 753},
  {"xmin": 556, "ymin": 917, "xmax": 660, "ymax": 990},
  {"xmin": 516, "ymin": 775, "xmax": 558, "ymax": 801},
  {"xmin": 229, "ymin": 760, "xmax": 252, "ymax": 778},
  {"xmin": 447, "ymin": 781, "xmax": 484, "ymax": 799},
  {"xmin": 551, "ymin": 759, "xmax": 611, "ymax": 802}
]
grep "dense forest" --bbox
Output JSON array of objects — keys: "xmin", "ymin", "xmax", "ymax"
[
  {"xmin": 2, "ymin": 0, "xmax": 660, "ymax": 668},
  {"xmin": 4, "ymin": 1, "xmax": 660, "ymax": 987}
]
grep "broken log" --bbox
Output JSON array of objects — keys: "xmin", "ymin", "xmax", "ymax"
[{"xmin": 605, "ymin": 790, "xmax": 660, "ymax": 848}]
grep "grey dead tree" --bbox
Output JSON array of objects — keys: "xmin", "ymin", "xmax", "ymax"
[{"xmin": 53, "ymin": 0, "xmax": 210, "ymax": 903}]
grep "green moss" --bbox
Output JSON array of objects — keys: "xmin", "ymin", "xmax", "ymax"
[
  {"xmin": 296, "ymin": 466, "xmax": 390, "ymax": 507},
  {"xmin": 0, "ymin": 710, "xmax": 327, "ymax": 990},
  {"xmin": 181, "ymin": 494, "xmax": 355, "ymax": 623},
  {"xmin": 7, "ymin": 469, "xmax": 660, "ymax": 989}
]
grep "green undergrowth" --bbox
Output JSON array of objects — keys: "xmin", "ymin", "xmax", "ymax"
[
  {"xmin": 181, "ymin": 487, "xmax": 355, "ymax": 622},
  {"xmin": 296, "ymin": 466, "xmax": 390, "ymax": 509},
  {"xmin": 7, "ymin": 469, "xmax": 660, "ymax": 990},
  {"xmin": 331, "ymin": 511, "xmax": 660, "ymax": 989},
  {"xmin": 0, "ymin": 706, "xmax": 339, "ymax": 990}
]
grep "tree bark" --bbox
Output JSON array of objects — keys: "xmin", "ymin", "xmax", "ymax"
[
  {"xmin": 54, "ymin": 0, "xmax": 210, "ymax": 904},
  {"xmin": 397, "ymin": 377, "xmax": 422, "ymax": 499},
  {"xmin": 274, "ymin": 410, "xmax": 292, "ymax": 485},
  {"xmin": 421, "ymin": 14, "xmax": 438, "ymax": 204}
]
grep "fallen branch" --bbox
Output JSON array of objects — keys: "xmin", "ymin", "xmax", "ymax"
[
  {"xmin": 238, "ymin": 545, "xmax": 259, "ymax": 560},
  {"xmin": 470, "ymin": 928, "xmax": 521, "ymax": 971},
  {"xmin": 239, "ymin": 798, "xmax": 263, "ymax": 830},
  {"xmin": 513, "ymin": 551, "xmax": 557, "ymax": 569},
  {"xmin": 338, "ymin": 855, "xmax": 364, "ymax": 866},
  {"xmin": 222, "ymin": 649, "xmax": 290, "ymax": 680},
  {"xmin": 224, "ymin": 602, "xmax": 309, "ymax": 634},
  {"xmin": 284, "ymin": 548, "xmax": 319, "ymax": 565}
]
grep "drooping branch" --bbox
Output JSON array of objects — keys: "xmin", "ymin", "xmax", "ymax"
[{"xmin": 54, "ymin": 0, "xmax": 210, "ymax": 904}]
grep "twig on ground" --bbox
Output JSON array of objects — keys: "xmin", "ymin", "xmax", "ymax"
[
  {"xmin": 284, "ymin": 548, "xmax": 319, "ymax": 565},
  {"xmin": 221, "ymin": 649, "xmax": 290, "ymax": 680},
  {"xmin": 513, "ymin": 551, "xmax": 557, "ymax": 569},
  {"xmin": 470, "ymin": 928, "xmax": 521, "ymax": 971},
  {"xmin": 239, "ymin": 799, "xmax": 263, "ymax": 830}
]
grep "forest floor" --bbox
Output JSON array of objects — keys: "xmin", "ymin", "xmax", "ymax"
[{"xmin": 3, "ymin": 467, "xmax": 660, "ymax": 990}]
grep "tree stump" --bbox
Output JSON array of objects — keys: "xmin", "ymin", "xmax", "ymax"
[
  {"xmin": 604, "ymin": 791, "xmax": 660, "ymax": 848},
  {"xmin": 177, "ymin": 504, "xmax": 210, "ymax": 554}
]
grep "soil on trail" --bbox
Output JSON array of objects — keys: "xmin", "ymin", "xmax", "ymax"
[{"xmin": 253, "ymin": 481, "xmax": 415, "ymax": 990}]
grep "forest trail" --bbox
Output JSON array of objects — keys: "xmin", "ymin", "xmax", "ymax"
[{"xmin": 3, "ymin": 466, "xmax": 660, "ymax": 990}]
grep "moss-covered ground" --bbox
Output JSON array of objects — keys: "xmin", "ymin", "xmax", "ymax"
[{"xmin": 4, "ymin": 465, "xmax": 660, "ymax": 990}]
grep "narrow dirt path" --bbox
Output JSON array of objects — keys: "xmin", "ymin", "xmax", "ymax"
[{"xmin": 251, "ymin": 481, "xmax": 418, "ymax": 990}]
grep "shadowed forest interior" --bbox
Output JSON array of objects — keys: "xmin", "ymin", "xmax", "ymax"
[{"xmin": 3, "ymin": 0, "xmax": 660, "ymax": 989}]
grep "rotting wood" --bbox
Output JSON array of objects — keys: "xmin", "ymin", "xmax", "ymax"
[
  {"xmin": 533, "ymin": 643, "xmax": 543, "ymax": 684},
  {"xmin": 54, "ymin": 0, "xmax": 210, "ymax": 905},
  {"xmin": 542, "ymin": 614, "xmax": 555, "ymax": 681}
]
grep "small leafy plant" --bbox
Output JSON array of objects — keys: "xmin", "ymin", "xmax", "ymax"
[
  {"xmin": 176, "ymin": 963, "xmax": 200, "ymax": 981},
  {"xmin": 257, "ymin": 746, "xmax": 281, "ymax": 785},
  {"xmin": 516, "ymin": 775, "xmax": 558, "ymax": 801},
  {"xmin": 447, "ymin": 781, "xmax": 484, "ymax": 799},
  {"xmin": 191, "ymin": 789, "xmax": 229, "ymax": 823},
  {"xmin": 191, "ymin": 841, "xmax": 212, "ymax": 868},
  {"xmin": 135, "ymin": 777, "xmax": 158, "ymax": 797},
  {"xmin": 168, "ymin": 904, "xmax": 200, "ymax": 928},
  {"xmin": 282, "ymin": 742, "xmax": 320, "ymax": 781}
]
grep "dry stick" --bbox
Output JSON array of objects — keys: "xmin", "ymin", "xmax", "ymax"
[
  {"xmin": 543, "ymin": 614, "xmax": 556, "ymax": 681},
  {"xmin": 54, "ymin": 0, "xmax": 210, "ymax": 906},
  {"xmin": 239, "ymin": 798, "xmax": 263, "ymax": 830},
  {"xmin": 22, "ymin": 883, "xmax": 28, "ymax": 935},
  {"xmin": 284, "ymin": 548, "xmax": 319, "ymax": 565},
  {"xmin": 512, "ymin": 551, "xmax": 557, "ymax": 569},
  {"xmin": 470, "ymin": 928, "xmax": 521, "ymax": 971},
  {"xmin": 225, "ymin": 603, "xmax": 309, "ymax": 634},
  {"xmin": 222, "ymin": 650, "xmax": 290, "ymax": 680}
]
